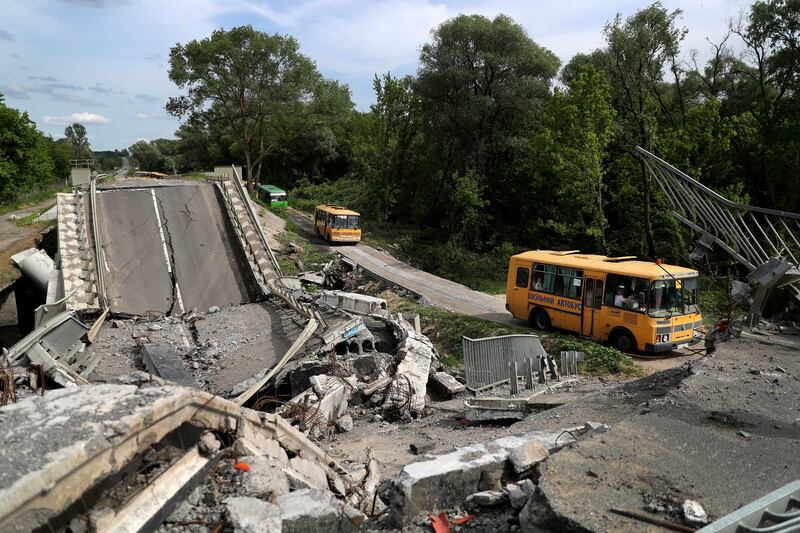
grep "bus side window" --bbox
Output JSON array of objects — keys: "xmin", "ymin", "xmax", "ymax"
[
  {"xmin": 515, "ymin": 266, "xmax": 530, "ymax": 288},
  {"xmin": 555, "ymin": 267, "xmax": 583, "ymax": 299},
  {"xmin": 594, "ymin": 280, "xmax": 603, "ymax": 309},
  {"xmin": 533, "ymin": 263, "xmax": 557, "ymax": 293},
  {"xmin": 604, "ymin": 274, "xmax": 621, "ymax": 306},
  {"xmin": 584, "ymin": 278, "xmax": 594, "ymax": 307}
]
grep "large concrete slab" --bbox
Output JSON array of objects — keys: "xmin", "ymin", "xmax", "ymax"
[{"xmin": 95, "ymin": 182, "xmax": 259, "ymax": 315}]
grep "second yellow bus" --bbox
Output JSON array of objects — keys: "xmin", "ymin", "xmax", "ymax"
[{"xmin": 314, "ymin": 204, "xmax": 362, "ymax": 243}]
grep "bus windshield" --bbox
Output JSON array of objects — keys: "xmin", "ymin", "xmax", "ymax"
[
  {"xmin": 333, "ymin": 215, "xmax": 360, "ymax": 229},
  {"xmin": 648, "ymin": 277, "xmax": 699, "ymax": 317}
]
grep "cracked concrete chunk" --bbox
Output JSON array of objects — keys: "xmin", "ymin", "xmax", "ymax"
[
  {"xmin": 240, "ymin": 456, "xmax": 290, "ymax": 499},
  {"xmin": 289, "ymin": 457, "xmax": 329, "ymax": 490},
  {"xmin": 242, "ymin": 437, "xmax": 289, "ymax": 465},
  {"xmin": 385, "ymin": 333, "xmax": 434, "ymax": 413},
  {"xmin": 276, "ymin": 488, "xmax": 362, "ymax": 533},
  {"xmin": 505, "ymin": 483, "xmax": 529, "ymax": 509},
  {"xmin": 198, "ymin": 431, "xmax": 221, "ymax": 456},
  {"xmin": 336, "ymin": 414, "xmax": 354, "ymax": 433},
  {"xmin": 390, "ymin": 427, "xmax": 572, "ymax": 524},
  {"xmin": 430, "ymin": 371, "xmax": 465, "ymax": 398},
  {"xmin": 225, "ymin": 496, "xmax": 281, "ymax": 533},
  {"xmin": 508, "ymin": 440, "xmax": 549, "ymax": 474},
  {"xmin": 682, "ymin": 499, "xmax": 708, "ymax": 526},
  {"xmin": 467, "ymin": 490, "xmax": 508, "ymax": 507}
]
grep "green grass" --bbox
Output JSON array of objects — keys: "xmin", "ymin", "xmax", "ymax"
[
  {"xmin": 183, "ymin": 172, "xmax": 207, "ymax": 181},
  {"xmin": 0, "ymin": 184, "xmax": 68, "ymax": 215},
  {"xmin": 276, "ymin": 229, "xmax": 335, "ymax": 276},
  {"xmin": 13, "ymin": 204, "xmax": 56, "ymax": 226},
  {"xmin": 268, "ymin": 204, "xmax": 289, "ymax": 220},
  {"xmin": 393, "ymin": 299, "xmax": 642, "ymax": 376},
  {"xmin": 541, "ymin": 333, "xmax": 643, "ymax": 376}
]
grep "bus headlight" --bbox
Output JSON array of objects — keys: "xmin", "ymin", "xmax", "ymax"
[{"xmin": 656, "ymin": 333, "xmax": 671, "ymax": 343}]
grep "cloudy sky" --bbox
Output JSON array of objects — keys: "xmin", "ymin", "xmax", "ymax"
[{"xmin": 0, "ymin": 0, "xmax": 752, "ymax": 150}]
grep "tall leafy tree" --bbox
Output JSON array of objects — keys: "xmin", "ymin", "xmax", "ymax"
[
  {"xmin": 0, "ymin": 102, "xmax": 57, "ymax": 205},
  {"xmin": 603, "ymin": 2, "xmax": 686, "ymax": 256},
  {"xmin": 414, "ymin": 14, "xmax": 560, "ymax": 234},
  {"xmin": 531, "ymin": 64, "xmax": 615, "ymax": 251},
  {"xmin": 167, "ymin": 25, "xmax": 320, "ymax": 192},
  {"xmin": 64, "ymin": 122, "xmax": 91, "ymax": 159}
]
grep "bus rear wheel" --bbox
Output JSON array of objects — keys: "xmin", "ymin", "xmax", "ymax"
[
  {"xmin": 531, "ymin": 308, "xmax": 551, "ymax": 331},
  {"xmin": 611, "ymin": 330, "xmax": 636, "ymax": 353}
]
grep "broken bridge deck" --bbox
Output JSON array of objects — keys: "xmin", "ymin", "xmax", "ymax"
[{"xmin": 94, "ymin": 180, "xmax": 260, "ymax": 315}]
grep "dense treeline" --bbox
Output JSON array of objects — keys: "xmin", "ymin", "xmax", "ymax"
[
  {"xmin": 0, "ymin": 94, "xmax": 123, "ymax": 206},
  {"xmin": 0, "ymin": 94, "xmax": 72, "ymax": 206},
  {"xmin": 161, "ymin": 0, "xmax": 799, "ymax": 270}
]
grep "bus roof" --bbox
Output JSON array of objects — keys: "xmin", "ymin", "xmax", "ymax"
[
  {"xmin": 512, "ymin": 250, "xmax": 698, "ymax": 280},
  {"xmin": 315, "ymin": 204, "xmax": 360, "ymax": 216},
  {"xmin": 259, "ymin": 184, "xmax": 286, "ymax": 194}
]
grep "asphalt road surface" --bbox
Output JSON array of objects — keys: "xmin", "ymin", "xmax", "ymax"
[
  {"xmin": 95, "ymin": 180, "xmax": 260, "ymax": 315},
  {"xmin": 288, "ymin": 209, "xmax": 517, "ymax": 324}
]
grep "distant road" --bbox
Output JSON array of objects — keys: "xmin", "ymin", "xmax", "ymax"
[{"xmin": 287, "ymin": 209, "xmax": 517, "ymax": 325}]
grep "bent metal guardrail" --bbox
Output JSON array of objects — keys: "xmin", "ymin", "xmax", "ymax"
[
  {"xmin": 636, "ymin": 147, "xmax": 800, "ymax": 282},
  {"xmin": 463, "ymin": 334, "xmax": 547, "ymax": 391}
]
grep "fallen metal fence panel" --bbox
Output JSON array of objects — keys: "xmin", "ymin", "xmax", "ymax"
[
  {"xmin": 463, "ymin": 334, "xmax": 547, "ymax": 392},
  {"xmin": 698, "ymin": 479, "xmax": 800, "ymax": 532}
]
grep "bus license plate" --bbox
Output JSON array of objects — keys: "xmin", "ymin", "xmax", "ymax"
[{"xmin": 677, "ymin": 343, "xmax": 689, "ymax": 349}]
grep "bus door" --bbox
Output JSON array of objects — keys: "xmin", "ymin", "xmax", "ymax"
[
  {"xmin": 581, "ymin": 277, "xmax": 604, "ymax": 338},
  {"xmin": 511, "ymin": 263, "xmax": 531, "ymax": 319}
]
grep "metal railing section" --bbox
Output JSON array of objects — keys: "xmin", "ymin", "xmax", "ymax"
[
  {"xmin": 698, "ymin": 479, "xmax": 800, "ymax": 532},
  {"xmin": 228, "ymin": 165, "xmax": 283, "ymax": 277},
  {"xmin": 463, "ymin": 334, "xmax": 548, "ymax": 391},
  {"xmin": 88, "ymin": 174, "xmax": 108, "ymax": 310},
  {"xmin": 636, "ymin": 146, "xmax": 800, "ymax": 301},
  {"xmin": 215, "ymin": 168, "xmax": 327, "ymax": 327}
]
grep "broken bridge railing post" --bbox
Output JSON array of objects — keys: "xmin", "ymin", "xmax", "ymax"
[
  {"xmin": 525, "ymin": 357, "xmax": 534, "ymax": 390},
  {"xmin": 508, "ymin": 361, "xmax": 519, "ymax": 396}
]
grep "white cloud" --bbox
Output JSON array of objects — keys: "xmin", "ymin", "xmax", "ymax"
[{"xmin": 42, "ymin": 112, "xmax": 111, "ymax": 125}]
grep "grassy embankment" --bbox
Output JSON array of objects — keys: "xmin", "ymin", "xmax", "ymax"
[{"xmin": 0, "ymin": 183, "xmax": 68, "ymax": 216}]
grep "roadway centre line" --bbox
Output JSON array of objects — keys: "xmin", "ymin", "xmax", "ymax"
[{"xmin": 151, "ymin": 189, "xmax": 185, "ymax": 314}]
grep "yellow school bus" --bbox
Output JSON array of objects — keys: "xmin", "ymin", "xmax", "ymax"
[
  {"xmin": 506, "ymin": 250, "xmax": 702, "ymax": 353},
  {"xmin": 314, "ymin": 204, "xmax": 362, "ymax": 243}
]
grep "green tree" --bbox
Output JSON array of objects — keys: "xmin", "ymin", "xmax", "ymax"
[
  {"xmin": 64, "ymin": 122, "xmax": 91, "ymax": 159},
  {"xmin": 726, "ymin": 0, "xmax": 800, "ymax": 211},
  {"xmin": 602, "ymin": 2, "xmax": 686, "ymax": 256},
  {"xmin": 0, "ymin": 103, "xmax": 57, "ymax": 205},
  {"xmin": 531, "ymin": 64, "xmax": 616, "ymax": 250},
  {"xmin": 414, "ymin": 13, "xmax": 560, "ymax": 235},
  {"xmin": 167, "ymin": 25, "xmax": 320, "ymax": 192},
  {"xmin": 129, "ymin": 140, "xmax": 171, "ymax": 173}
]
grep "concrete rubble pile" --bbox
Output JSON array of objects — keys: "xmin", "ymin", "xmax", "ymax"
[
  {"xmin": 0, "ymin": 374, "xmax": 382, "ymax": 532},
  {"xmin": 277, "ymin": 303, "xmax": 452, "ymax": 436}
]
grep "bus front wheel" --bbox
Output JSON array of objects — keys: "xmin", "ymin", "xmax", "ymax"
[
  {"xmin": 531, "ymin": 309, "xmax": 551, "ymax": 331},
  {"xmin": 611, "ymin": 330, "xmax": 636, "ymax": 353}
]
